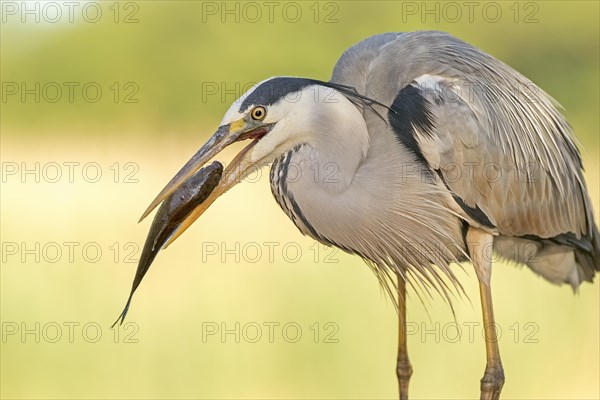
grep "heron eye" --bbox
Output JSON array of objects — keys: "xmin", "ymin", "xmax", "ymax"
[{"xmin": 250, "ymin": 106, "xmax": 266, "ymax": 121}]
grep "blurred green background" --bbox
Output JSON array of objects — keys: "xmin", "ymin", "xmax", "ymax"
[{"xmin": 1, "ymin": 1, "xmax": 598, "ymax": 399}]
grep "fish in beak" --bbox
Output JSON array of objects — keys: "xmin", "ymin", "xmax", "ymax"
[
  {"xmin": 139, "ymin": 117, "xmax": 273, "ymax": 247},
  {"xmin": 112, "ymin": 161, "xmax": 223, "ymax": 327}
]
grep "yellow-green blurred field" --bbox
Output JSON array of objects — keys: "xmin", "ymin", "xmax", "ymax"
[{"xmin": 1, "ymin": 1, "xmax": 599, "ymax": 399}]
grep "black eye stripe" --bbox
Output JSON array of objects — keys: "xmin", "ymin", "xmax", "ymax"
[{"xmin": 240, "ymin": 77, "xmax": 317, "ymax": 112}]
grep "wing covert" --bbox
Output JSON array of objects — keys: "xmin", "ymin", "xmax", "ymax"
[{"xmin": 331, "ymin": 30, "xmax": 595, "ymax": 241}]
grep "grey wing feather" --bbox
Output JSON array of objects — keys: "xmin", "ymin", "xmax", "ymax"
[{"xmin": 331, "ymin": 31, "xmax": 599, "ymax": 274}]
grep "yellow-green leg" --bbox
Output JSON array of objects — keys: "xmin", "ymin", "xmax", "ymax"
[
  {"xmin": 467, "ymin": 228, "xmax": 505, "ymax": 400},
  {"xmin": 396, "ymin": 275, "xmax": 412, "ymax": 400}
]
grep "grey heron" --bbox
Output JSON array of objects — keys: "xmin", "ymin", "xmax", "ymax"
[{"xmin": 131, "ymin": 31, "xmax": 600, "ymax": 399}]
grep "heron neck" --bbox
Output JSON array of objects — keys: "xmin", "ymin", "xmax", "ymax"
[
  {"xmin": 301, "ymin": 97, "xmax": 370, "ymax": 193},
  {"xmin": 272, "ymin": 116, "xmax": 465, "ymax": 266}
]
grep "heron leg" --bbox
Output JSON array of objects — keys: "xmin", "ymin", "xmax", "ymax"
[
  {"xmin": 467, "ymin": 228, "xmax": 504, "ymax": 400},
  {"xmin": 396, "ymin": 274, "xmax": 412, "ymax": 400}
]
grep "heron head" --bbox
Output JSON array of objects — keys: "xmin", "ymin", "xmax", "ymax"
[{"xmin": 139, "ymin": 76, "xmax": 357, "ymax": 246}]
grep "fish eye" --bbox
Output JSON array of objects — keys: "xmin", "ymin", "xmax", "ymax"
[{"xmin": 250, "ymin": 106, "xmax": 266, "ymax": 121}]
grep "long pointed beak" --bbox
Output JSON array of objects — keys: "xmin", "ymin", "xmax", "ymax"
[
  {"xmin": 140, "ymin": 120, "xmax": 248, "ymax": 222},
  {"xmin": 139, "ymin": 117, "xmax": 272, "ymax": 246},
  {"xmin": 161, "ymin": 138, "xmax": 258, "ymax": 247}
]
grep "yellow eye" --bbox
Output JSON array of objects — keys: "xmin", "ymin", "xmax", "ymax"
[{"xmin": 251, "ymin": 106, "xmax": 266, "ymax": 121}]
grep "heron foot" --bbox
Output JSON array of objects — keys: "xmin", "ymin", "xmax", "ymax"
[
  {"xmin": 396, "ymin": 356, "xmax": 413, "ymax": 400},
  {"xmin": 480, "ymin": 364, "xmax": 504, "ymax": 400}
]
